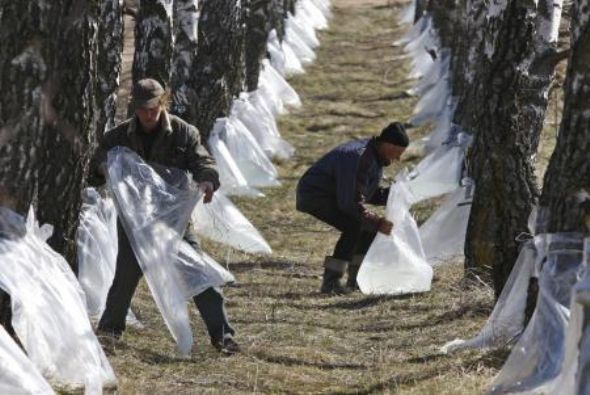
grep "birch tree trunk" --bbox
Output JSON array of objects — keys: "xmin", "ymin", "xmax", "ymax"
[
  {"xmin": 464, "ymin": 0, "xmax": 565, "ymax": 295},
  {"xmin": 131, "ymin": 0, "xmax": 173, "ymax": 88},
  {"xmin": 170, "ymin": 0, "xmax": 200, "ymax": 118},
  {"xmin": 185, "ymin": 0, "xmax": 246, "ymax": 139},
  {"xmin": 246, "ymin": 0, "xmax": 272, "ymax": 92},
  {"xmin": 97, "ymin": 0, "xmax": 125, "ymax": 137}
]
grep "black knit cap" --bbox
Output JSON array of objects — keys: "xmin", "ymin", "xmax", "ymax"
[{"xmin": 376, "ymin": 122, "xmax": 409, "ymax": 147}]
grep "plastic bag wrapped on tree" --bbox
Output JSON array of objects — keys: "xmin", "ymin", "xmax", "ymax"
[
  {"xmin": 212, "ymin": 118, "xmax": 280, "ymax": 188},
  {"xmin": 287, "ymin": 13, "xmax": 320, "ymax": 49},
  {"xmin": 106, "ymin": 147, "xmax": 234, "ymax": 355},
  {"xmin": 404, "ymin": 16, "xmax": 438, "ymax": 79},
  {"xmin": 406, "ymin": 132, "xmax": 471, "ymax": 204},
  {"xmin": 310, "ymin": 0, "xmax": 332, "ymax": 20},
  {"xmin": 407, "ymin": 50, "xmax": 450, "ymax": 98},
  {"xmin": 419, "ymin": 179, "xmax": 473, "ymax": 264},
  {"xmin": 489, "ymin": 233, "xmax": 584, "ymax": 394},
  {"xmin": 285, "ymin": 23, "xmax": 317, "ymax": 65},
  {"xmin": 422, "ymin": 102, "xmax": 458, "ymax": 154},
  {"xmin": 297, "ymin": 0, "xmax": 329, "ymax": 30},
  {"xmin": 77, "ymin": 188, "xmax": 142, "ymax": 328},
  {"xmin": 268, "ymin": 29, "xmax": 304, "ymax": 77},
  {"xmin": 357, "ymin": 179, "xmax": 433, "ymax": 295},
  {"xmin": 192, "ymin": 191, "xmax": 272, "ymax": 255},
  {"xmin": 0, "ymin": 207, "xmax": 117, "ymax": 392},
  {"xmin": 394, "ymin": 11, "xmax": 429, "ymax": 47},
  {"xmin": 259, "ymin": 59, "xmax": 301, "ymax": 109},
  {"xmin": 0, "ymin": 325, "xmax": 54, "ymax": 395},
  {"xmin": 410, "ymin": 75, "xmax": 450, "ymax": 126},
  {"xmin": 207, "ymin": 127, "xmax": 263, "ymax": 197},
  {"xmin": 442, "ymin": 236, "xmax": 542, "ymax": 354}
]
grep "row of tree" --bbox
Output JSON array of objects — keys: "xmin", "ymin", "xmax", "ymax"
[{"xmin": 412, "ymin": 0, "xmax": 590, "ymax": 296}]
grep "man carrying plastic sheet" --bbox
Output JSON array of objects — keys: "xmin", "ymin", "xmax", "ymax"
[
  {"xmin": 89, "ymin": 78, "xmax": 239, "ymax": 355},
  {"xmin": 296, "ymin": 122, "xmax": 408, "ymax": 294}
]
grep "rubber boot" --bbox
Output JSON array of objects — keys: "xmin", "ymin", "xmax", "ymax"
[
  {"xmin": 320, "ymin": 257, "xmax": 350, "ymax": 295},
  {"xmin": 346, "ymin": 254, "xmax": 364, "ymax": 290}
]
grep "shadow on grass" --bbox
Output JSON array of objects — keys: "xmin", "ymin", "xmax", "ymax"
[
  {"xmin": 252, "ymin": 351, "xmax": 369, "ymax": 371},
  {"xmin": 328, "ymin": 369, "xmax": 441, "ymax": 395},
  {"xmin": 319, "ymin": 293, "xmax": 426, "ymax": 310}
]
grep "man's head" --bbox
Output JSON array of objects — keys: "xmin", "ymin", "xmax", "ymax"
[
  {"xmin": 375, "ymin": 122, "xmax": 408, "ymax": 167},
  {"xmin": 132, "ymin": 78, "xmax": 168, "ymax": 132}
]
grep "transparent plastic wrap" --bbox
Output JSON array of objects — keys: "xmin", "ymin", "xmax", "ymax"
[
  {"xmin": 407, "ymin": 50, "xmax": 450, "ymax": 98},
  {"xmin": 191, "ymin": 191, "xmax": 272, "ymax": 255},
  {"xmin": 357, "ymin": 180, "xmax": 433, "ymax": 295},
  {"xmin": 0, "ymin": 325, "xmax": 54, "ymax": 395},
  {"xmin": 410, "ymin": 76, "xmax": 450, "ymax": 126},
  {"xmin": 213, "ymin": 118, "xmax": 280, "ymax": 188},
  {"xmin": 0, "ymin": 207, "xmax": 117, "ymax": 393},
  {"xmin": 76, "ymin": 188, "xmax": 142, "ymax": 327},
  {"xmin": 419, "ymin": 180, "xmax": 473, "ymax": 264},
  {"xmin": 394, "ymin": 13, "xmax": 428, "ymax": 47},
  {"xmin": 282, "ymin": 40, "xmax": 306, "ymax": 76},
  {"xmin": 267, "ymin": 29, "xmax": 287, "ymax": 76},
  {"xmin": 207, "ymin": 127, "xmax": 263, "ymax": 197},
  {"xmin": 259, "ymin": 59, "xmax": 302, "ymax": 109},
  {"xmin": 442, "ymin": 236, "xmax": 541, "ymax": 354},
  {"xmin": 489, "ymin": 233, "xmax": 584, "ymax": 394},
  {"xmin": 287, "ymin": 13, "xmax": 320, "ymax": 49},
  {"xmin": 406, "ymin": 132, "xmax": 471, "ymax": 203},
  {"xmin": 285, "ymin": 24, "xmax": 316, "ymax": 65},
  {"xmin": 107, "ymin": 147, "xmax": 233, "ymax": 354},
  {"xmin": 423, "ymin": 102, "xmax": 458, "ymax": 154},
  {"xmin": 399, "ymin": 0, "xmax": 415, "ymax": 24},
  {"xmin": 404, "ymin": 16, "xmax": 438, "ymax": 79},
  {"xmin": 297, "ymin": 0, "xmax": 329, "ymax": 30},
  {"xmin": 310, "ymin": 0, "xmax": 332, "ymax": 19}
]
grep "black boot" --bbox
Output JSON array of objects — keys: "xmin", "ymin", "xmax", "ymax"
[{"xmin": 346, "ymin": 254, "xmax": 364, "ymax": 290}]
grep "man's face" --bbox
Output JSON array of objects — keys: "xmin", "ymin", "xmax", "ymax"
[
  {"xmin": 378, "ymin": 142, "xmax": 406, "ymax": 167},
  {"xmin": 135, "ymin": 104, "xmax": 162, "ymax": 132}
]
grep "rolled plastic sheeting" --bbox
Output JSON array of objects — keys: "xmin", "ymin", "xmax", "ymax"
[
  {"xmin": 419, "ymin": 181, "xmax": 473, "ymax": 265},
  {"xmin": 442, "ymin": 237, "xmax": 541, "ymax": 354},
  {"xmin": 213, "ymin": 118, "xmax": 280, "ymax": 188},
  {"xmin": 106, "ymin": 147, "xmax": 234, "ymax": 355},
  {"xmin": 192, "ymin": 192, "xmax": 272, "ymax": 255},
  {"xmin": 76, "ymin": 188, "xmax": 142, "ymax": 328},
  {"xmin": 0, "ymin": 207, "xmax": 117, "ymax": 393},
  {"xmin": 406, "ymin": 133, "xmax": 471, "ymax": 204},
  {"xmin": 0, "ymin": 325, "xmax": 54, "ymax": 395},
  {"xmin": 208, "ymin": 127, "xmax": 263, "ymax": 197},
  {"xmin": 489, "ymin": 233, "xmax": 584, "ymax": 394},
  {"xmin": 357, "ymin": 180, "xmax": 433, "ymax": 295}
]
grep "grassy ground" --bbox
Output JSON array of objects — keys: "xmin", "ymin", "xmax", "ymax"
[{"xmin": 107, "ymin": 0, "xmax": 561, "ymax": 393}]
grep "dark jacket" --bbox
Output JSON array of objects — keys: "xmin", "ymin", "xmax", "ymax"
[
  {"xmin": 89, "ymin": 111, "xmax": 219, "ymax": 188},
  {"xmin": 296, "ymin": 137, "xmax": 389, "ymax": 231}
]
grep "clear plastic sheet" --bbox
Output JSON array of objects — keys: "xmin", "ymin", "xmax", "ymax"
[
  {"xmin": 419, "ymin": 180, "xmax": 473, "ymax": 265},
  {"xmin": 422, "ymin": 101, "xmax": 458, "ymax": 154},
  {"xmin": 441, "ymin": 236, "xmax": 541, "ymax": 354},
  {"xmin": 394, "ymin": 13, "xmax": 429, "ymax": 47},
  {"xmin": 76, "ymin": 188, "xmax": 142, "ymax": 328},
  {"xmin": 0, "ymin": 325, "xmax": 54, "ymax": 395},
  {"xmin": 285, "ymin": 24, "xmax": 316, "ymax": 65},
  {"xmin": 357, "ymin": 180, "xmax": 433, "ymax": 295},
  {"xmin": 213, "ymin": 118, "xmax": 280, "ymax": 188},
  {"xmin": 0, "ymin": 207, "xmax": 117, "ymax": 393},
  {"xmin": 489, "ymin": 233, "xmax": 584, "ymax": 394},
  {"xmin": 191, "ymin": 191, "xmax": 272, "ymax": 255},
  {"xmin": 310, "ymin": 0, "xmax": 332, "ymax": 19},
  {"xmin": 106, "ymin": 147, "xmax": 233, "ymax": 355},
  {"xmin": 287, "ymin": 13, "xmax": 320, "ymax": 49},
  {"xmin": 207, "ymin": 126, "xmax": 263, "ymax": 197},
  {"xmin": 399, "ymin": 0, "xmax": 415, "ymax": 24},
  {"xmin": 297, "ymin": 0, "xmax": 329, "ymax": 30},
  {"xmin": 407, "ymin": 50, "xmax": 450, "ymax": 98},
  {"xmin": 406, "ymin": 133, "xmax": 471, "ymax": 204},
  {"xmin": 410, "ymin": 75, "xmax": 450, "ymax": 126},
  {"xmin": 404, "ymin": 16, "xmax": 438, "ymax": 79},
  {"xmin": 267, "ymin": 29, "xmax": 288, "ymax": 76},
  {"xmin": 259, "ymin": 59, "xmax": 302, "ymax": 109}
]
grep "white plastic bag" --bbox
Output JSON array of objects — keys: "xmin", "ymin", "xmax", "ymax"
[
  {"xmin": 297, "ymin": 0, "xmax": 329, "ymax": 30},
  {"xmin": 442, "ymin": 236, "xmax": 541, "ymax": 353},
  {"xmin": 406, "ymin": 133, "xmax": 471, "ymax": 203},
  {"xmin": 213, "ymin": 118, "xmax": 280, "ymax": 188},
  {"xmin": 285, "ymin": 24, "xmax": 316, "ymax": 65},
  {"xmin": 106, "ymin": 147, "xmax": 234, "ymax": 355},
  {"xmin": 419, "ymin": 181, "xmax": 473, "ymax": 264},
  {"xmin": 208, "ymin": 127, "xmax": 263, "ymax": 197},
  {"xmin": 191, "ymin": 192, "xmax": 272, "ymax": 255},
  {"xmin": 0, "ymin": 325, "xmax": 54, "ymax": 395},
  {"xmin": 0, "ymin": 207, "xmax": 117, "ymax": 392},
  {"xmin": 287, "ymin": 13, "xmax": 320, "ymax": 49},
  {"xmin": 76, "ymin": 188, "xmax": 142, "ymax": 328},
  {"xmin": 259, "ymin": 59, "xmax": 302, "ymax": 109},
  {"xmin": 357, "ymin": 181, "xmax": 433, "ymax": 295},
  {"xmin": 489, "ymin": 233, "xmax": 584, "ymax": 394}
]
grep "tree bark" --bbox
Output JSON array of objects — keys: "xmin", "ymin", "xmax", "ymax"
[
  {"xmin": 131, "ymin": 0, "xmax": 173, "ymax": 88},
  {"xmin": 170, "ymin": 0, "xmax": 200, "ymax": 117},
  {"xmin": 464, "ymin": 0, "xmax": 564, "ymax": 296},
  {"xmin": 245, "ymin": 0, "xmax": 272, "ymax": 92},
  {"xmin": 184, "ymin": 0, "xmax": 246, "ymax": 140},
  {"xmin": 269, "ymin": 0, "xmax": 287, "ymax": 41},
  {"xmin": 97, "ymin": 0, "xmax": 125, "ymax": 137}
]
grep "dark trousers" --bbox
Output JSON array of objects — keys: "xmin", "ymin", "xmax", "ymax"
[
  {"xmin": 296, "ymin": 193, "xmax": 375, "ymax": 261},
  {"xmin": 98, "ymin": 221, "xmax": 234, "ymax": 342}
]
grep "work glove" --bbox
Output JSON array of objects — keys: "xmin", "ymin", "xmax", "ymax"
[{"xmin": 199, "ymin": 181, "xmax": 215, "ymax": 204}]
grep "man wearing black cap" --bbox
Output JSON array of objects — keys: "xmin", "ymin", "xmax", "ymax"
[
  {"xmin": 89, "ymin": 78, "xmax": 239, "ymax": 354},
  {"xmin": 296, "ymin": 122, "xmax": 409, "ymax": 294}
]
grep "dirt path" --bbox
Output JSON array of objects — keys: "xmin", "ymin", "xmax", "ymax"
[{"xmin": 109, "ymin": 1, "xmax": 500, "ymax": 393}]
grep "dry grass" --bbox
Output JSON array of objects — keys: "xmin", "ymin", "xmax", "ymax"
[{"xmin": 105, "ymin": 0, "xmax": 561, "ymax": 393}]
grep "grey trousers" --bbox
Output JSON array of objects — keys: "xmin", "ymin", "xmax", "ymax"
[{"xmin": 98, "ymin": 221, "xmax": 235, "ymax": 342}]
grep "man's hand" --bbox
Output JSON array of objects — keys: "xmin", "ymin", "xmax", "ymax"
[
  {"xmin": 378, "ymin": 218, "xmax": 393, "ymax": 235},
  {"xmin": 199, "ymin": 181, "xmax": 215, "ymax": 204}
]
